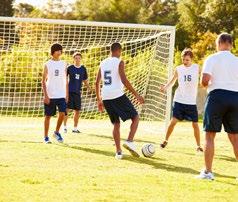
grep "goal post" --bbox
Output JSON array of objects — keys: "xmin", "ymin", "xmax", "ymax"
[{"xmin": 0, "ymin": 17, "xmax": 175, "ymax": 129}]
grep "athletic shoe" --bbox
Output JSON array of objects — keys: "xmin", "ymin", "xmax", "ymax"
[
  {"xmin": 160, "ymin": 140, "xmax": 168, "ymax": 148},
  {"xmin": 72, "ymin": 129, "xmax": 81, "ymax": 133},
  {"xmin": 53, "ymin": 131, "xmax": 64, "ymax": 143},
  {"xmin": 196, "ymin": 146, "xmax": 204, "ymax": 152},
  {"xmin": 123, "ymin": 141, "xmax": 140, "ymax": 157},
  {"xmin": 64, "ymin": 128, "xmax": 67, "ymax": 133},
  {"xmin": 44, "ymin": 136, "xmax": 52, "ymax": 144},
  {"xmin": 115, "ymin": 151, "xmax": 123, "ymax": 160},
  {"xmin": 196, "ymin": 169, "xmax": 214, "ymax": 180}
]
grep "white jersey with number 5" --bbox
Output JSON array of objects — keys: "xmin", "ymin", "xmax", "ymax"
[
  {"xmin": 45, "ymin": 59, "xmax": 67, "ymax": 99},
  {"xmin": 173, "ymin": 64, "xmax": 199, "ymax": 105},
  {"xmin": 100, "ymin": 57, "xmax": 124, "ymax": 100}
]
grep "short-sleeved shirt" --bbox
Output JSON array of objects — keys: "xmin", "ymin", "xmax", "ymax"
[
  {"xmin": 67, "ymin": 65, "xmax": 88, "ymax": 94},
  {"xmin": 173, "ymin": 64, "xmax": 199, "ymax": 105},
  {"xmin": 202, "ymin": 51, "xmax": 238, "ymax": 93}
]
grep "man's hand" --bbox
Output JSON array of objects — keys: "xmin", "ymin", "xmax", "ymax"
[
  {"xmin": 97, "ymin": 100, "xmax": 104, "ymax": 112},
  {"xmin": 135, "ymin": 94, "xmax": 145, "ymax": 104},
  {"xmin": 66, "ymin": 95, "xmax": 69, "ymax": 103},
  {"xmin": 160, "ymin": 85, "xmax": 167, "ymax": 93},
  {"xmin": 44, "ymin": 96, "xmax": 50, "ymax": 105}
]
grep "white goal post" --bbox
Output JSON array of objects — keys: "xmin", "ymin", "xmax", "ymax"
[{"xmin": 0, "ymin": 17, "xmax": 175, "ymax": 127}]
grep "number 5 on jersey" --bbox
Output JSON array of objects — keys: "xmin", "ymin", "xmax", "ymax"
[{"xmin": 104, "ymin": 71, "xmax": 112, "ymax": 85}]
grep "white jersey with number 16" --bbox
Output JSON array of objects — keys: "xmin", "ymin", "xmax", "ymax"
[
  {"xmin": 173, "ymin": 64, "xmax": 199, "ymax": 105},
  {"xmin": 100, "ymin": 57, "xmax": 124, "ymax": 100}
]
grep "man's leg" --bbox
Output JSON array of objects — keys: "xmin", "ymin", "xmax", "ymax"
[
  {"xmin": 164, "ymin": 117, "xmax": 179, "ymax": 141},
  {"xmin": 44, "ymin": 116, "xmax": 51, "ymax": 137},
  {"xmin": 127, "ymin": 115, "xmax": 139, "ymax": 141},
  {"xmin": 73, "ymin": 110, "xmax": 80, "ymax": 128},
  {"xmin": 204, "ymin": 132, "xmax": 216, "ymax": 172},
  {"xmin": 228, "ymin": 134, "xmax": 238, "ymax": 160},
  {"xmin": 192, "ymin": 122, "xmax": 201, "ymax": 147},
  {"xmin": 55, "ymin": 112, "xmax": 65, "ymax": 133},
  {"xmin": 63, "ymin": 108, "xmax": 69, "ymax": 127},
  {"xmin": 113, "ymin": 122, "xmax": 121, "ymax": 152}
]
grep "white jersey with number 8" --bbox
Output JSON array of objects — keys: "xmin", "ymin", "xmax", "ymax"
[
  {"xmin": 173, "ymin": 64, "xmax": 199, "ymax": 105},
  {"xmin": 100, "ymin": 57, "xmax": 124, "ymax": 100}
]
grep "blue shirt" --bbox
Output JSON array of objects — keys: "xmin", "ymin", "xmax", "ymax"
[{"xmin": 67, "ymin": 65, "xmax": 88, "ymax": 94}]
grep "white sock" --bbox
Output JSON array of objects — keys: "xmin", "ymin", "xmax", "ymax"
[
  {"xmin": 74, "ymin": 127, "xmax": 78, "ymax": 131},
  {"xmin": 64, "ymin": 125, "xmax": 67, "ymax": 130}
]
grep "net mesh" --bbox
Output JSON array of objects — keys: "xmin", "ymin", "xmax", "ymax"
[{"xmin": 0, "ymin": 17, "xmax": 175, "ymax": 126}]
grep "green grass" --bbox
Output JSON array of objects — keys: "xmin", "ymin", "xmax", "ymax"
[{"xmin": 0, "ymin": 117, "xmax": 237, "ymax": 202}]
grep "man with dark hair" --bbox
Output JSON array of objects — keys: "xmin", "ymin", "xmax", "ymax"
[
  {"xmin": 95, "ymin": 42, "xmax": 144, "ymax": 159},
  {"xmin": 42, "ymin": 43, "xmax": 68, "ymax": 143},
  {"xmin": 197, "ymin": 33, "xmax": 238, "ymax": 180},
  {"xmin": 63, "ymin": 52, "xmax": 91, "ymax": 133}
]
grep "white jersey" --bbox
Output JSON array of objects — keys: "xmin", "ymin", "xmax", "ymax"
[
  {"xmin": 45, "ymin": 59, "xmax": 67, "ymax": 99},
  {"xmin": 100, "ymin": 57, "xmax": 124, "ymax": 100},
  {"xmin": 173, "ymin": 64, "xmax": 199, "ymax": 105},
  {"xmin": 202, "ymin": 51, "xmax": 238, "ymax": 93}
]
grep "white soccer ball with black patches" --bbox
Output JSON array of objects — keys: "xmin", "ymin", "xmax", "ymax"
[{"xmin": 141, "ymin": 143, "xmax": 155, "ymax": 157}]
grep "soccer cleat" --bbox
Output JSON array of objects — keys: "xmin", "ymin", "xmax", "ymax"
[
  {"xmin": 53, "ymin": 131, "xmax": 64, "ymax": 143},
  {"xmin": 196, "ymin": 169, "xmax": 214, "ymax": 180},
  {"xmin": 72, "ymin": 129, "xmax": 81, "ymax": 133},
  {"xmin": 123, "ymin": 141, "xmax": 140, "ymax": 158},
  {"xmin": 196, "ymin": 146, "xmax": 204, "ymax": 152},
  {"xmin": 160, "ymin": 141, "xmax": 168, "ymax": 149},
  {"xmin": 44, "ymin": 136, "xmax": 52, "ymax": 144},
  {"xmin": 115, "ymin": 151, "xmax": 123, "ymax": 160}
]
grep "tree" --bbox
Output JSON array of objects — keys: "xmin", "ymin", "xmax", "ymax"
[
  {"xmin": 14, "ymin": 3, "xmax": 35, "ymax": 17},
  {"xmin": 0, "ymin": 0, "xmax": 14, "ymax": 16}
]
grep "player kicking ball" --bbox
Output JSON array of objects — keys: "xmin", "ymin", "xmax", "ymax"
[
  {"xmin": 160, "ymin": 48, "xmax": 203, "ymax": 152},
  {"xmin": 95, "ymin": 42, "xmax": 144, "ymax": 159},
  {"xmin": 42, "ymin": 43, "xmax": 68, "ymax": 144},
  {"xmin": 63, "ymin": 52, "xmax": 91, "ymax": 133}
]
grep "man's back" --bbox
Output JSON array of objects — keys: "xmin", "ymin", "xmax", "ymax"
[
  {"xmin": 100, "ymin": 57, "xmax": 124, "ymax": 100},
  {"xmin": 203, "ymin": 51, "xmax": 238, "ymax": 92}
]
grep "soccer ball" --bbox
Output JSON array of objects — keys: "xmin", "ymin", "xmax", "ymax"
[{"xmin": 141, "ymin": 143, "xmax": 155, "ymax": 157}]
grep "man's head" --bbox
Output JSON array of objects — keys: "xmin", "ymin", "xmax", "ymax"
[
  {"xmin": 181, "ymin": 48, "xmax": 193, "ymax": 67},
  {"xmin": 73, "ymin": 52, "xmax": 82, "ymax": 64},
  {"xmin": 216, "ymin": 33, "xmax": 233, "ymax": 51},
  {"xmin": 111, "ymin": 42, "xmax": 122, "ymax": 57},
  {"xmin": 51, "ymin": 43, "xmax": 63, "ymax": 58}
]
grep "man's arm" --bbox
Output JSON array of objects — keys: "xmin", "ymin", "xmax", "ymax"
[
  {"xmin": 42, "ymin": 65, "xmax": 50, "ymax": 104},
  {"xmin": 83, "ymin": 80, "xmax": 91, "ymax": 91},
  {"xmin": 118, "ymin": 61, "xmax": 144, "ymax": 104},
  {"xmin": 160, "ymin": 70, "xmax": 178, "ymax": 93},
  {"xmin": 65, "ymin": 67, "xmax": 69, "ymax": 103},
  {"xmin": 201, "ymin": 73, "xmax": 211, "ymax": 87},
  {"xmin": 95, "ymin": 68, "xmax": 104, "ymax": 112}
]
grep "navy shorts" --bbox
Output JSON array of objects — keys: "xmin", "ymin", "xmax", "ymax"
[
  {"xmin": 44, "ymin": 98, "xmax": 67, "ymax": 116},
  {"xmin": 204, "ymin": 89, "xmax": 238, "ymax": 133},
  {"xmin": 103, "ymin": 94, "xmax": 138, "ymax": 124},
  {"xmin": 172, "ymin": 102, "xmax": 198, "ymax": 122},
  {"xmin": 67, "ymin": 92, "xmax": 81, "ymax": 110}
]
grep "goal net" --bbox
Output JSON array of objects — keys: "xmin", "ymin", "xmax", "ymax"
[{"xmin": 0, "ymin": 17, "xmax": 175, "ymax": 130}]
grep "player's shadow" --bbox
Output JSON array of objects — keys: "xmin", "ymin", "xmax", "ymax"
[
  {"xmin": 58, "ymin": 143, "xmax": 197, "ymax": 175},
  {"xmin": 85, "ymin": 133, "xmax": 156, "ymax": 144}
]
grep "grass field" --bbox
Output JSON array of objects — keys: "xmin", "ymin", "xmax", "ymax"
[{"xmin": 0, "ymin": 117, "xmax": 237, "ymax": 202}]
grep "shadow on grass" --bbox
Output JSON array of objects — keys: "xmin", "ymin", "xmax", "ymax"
[
  {"xmin": 58, "ymin": 143, "xmax": 198, "ymax": 175},
  {"xmin": 84, "ymin": 133, "xmax": 156, "ymax": 144}
]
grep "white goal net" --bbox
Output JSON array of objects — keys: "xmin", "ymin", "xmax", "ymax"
[{"xmin": 0, "ymin": 17, "xmax": 175, "ymax": 128}]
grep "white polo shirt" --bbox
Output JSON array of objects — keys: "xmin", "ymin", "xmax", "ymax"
[{"xmin": 202, "ymin": 51, "xmax": 238, "ymax": 93}]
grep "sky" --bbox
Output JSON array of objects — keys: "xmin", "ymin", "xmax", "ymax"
[{"xmin": 14, "ymin": 0, "xmax": 76, "ymax": 8}]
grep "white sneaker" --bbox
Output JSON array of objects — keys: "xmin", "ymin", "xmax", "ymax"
[
  {"xmin": 115, "ymin": 152, "xmax": 123, "ymax": 160},
  {"xmin": 196, "ymin": 169, "xmax": 215, "ymax": 180},
  {"xmin": 123, "ymin": 141, "xmax": 140, "ymax": 157}
]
